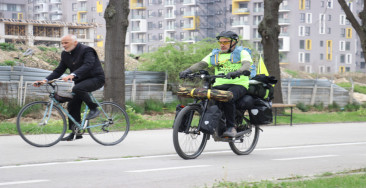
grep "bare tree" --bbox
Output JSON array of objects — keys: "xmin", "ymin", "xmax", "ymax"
[
  {"xmin": 103, "ymin": 0, "xmax": 130, "ymax": 107},
  {"xmin": 258, "ymin": 0, "xmax": 283, "ymax": 104},
  {"xmin": 338, "ymin": 0, "xmax": 366, "ymax": 62}
]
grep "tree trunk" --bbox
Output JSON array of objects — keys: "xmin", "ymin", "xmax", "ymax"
[
  {"xmin": 258, "ymin": 0, "xmax": 283, "ymax": 104},
  {"xmin": 103, "ymin": 0, "xmax": 129, "ymax": 107},
  {"xmin": 338, "ymin": 0, "xmax": 366, "ymax": 63}
]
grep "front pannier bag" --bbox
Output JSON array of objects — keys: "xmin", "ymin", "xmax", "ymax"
[
  {"xmin": 199, "ymin": 105, "xmax": 222, "ymax": 134},
  {"xmin": 249, "ymin": 98, "xmax": 273, "ymax": 125}
]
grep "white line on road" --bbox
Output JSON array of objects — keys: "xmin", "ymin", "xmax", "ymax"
[
  {"xmin": 273, "ymin": 155, "xmax": 338, "ymax": 161},
  {"xmin": 0, "ymin": 180, "xmax": 49, "ymax": 186},
  {"xmin": 125, "ymin": 165, "xmax": 212, "ymax": 173},
  {"xmin": 1, "ymin": 141, "xmax": 365, "ymax": 169}
]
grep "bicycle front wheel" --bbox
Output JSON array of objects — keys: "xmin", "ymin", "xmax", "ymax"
[
  {"xmin": 17, "ymin": 101, "xmax": 67, "ymax": 147},
  {"xmin": 88, "ymin": 102, "xmax": 130, "ymax": 146},
  {"xmin": 173, "ymin": 105, "xmax": 208, "ymax": 159},
  {"xmin": 229, "ymin": 117, "xmax": 260, "ymax": 155}
]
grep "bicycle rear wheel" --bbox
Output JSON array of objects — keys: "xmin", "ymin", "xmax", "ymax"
[
  {"xmin": 17, "ymin": 101, "xmax": 67, "ymax": 147},
  {"xmin": 229, "ymin": 117, "xmax": 260, "ymax": 155},
  {"xmin": 88, "ymin": 102, "xmax": 130, "ymax": 146},
  {"xmin": 173, "ymin": 105, "xmax": 208, "ymax": 159}
]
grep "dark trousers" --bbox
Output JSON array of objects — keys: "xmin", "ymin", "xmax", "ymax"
[
  {"xmin": 213, "ymin": 84, "xmax": 247, "ymax": 128},
  {"xmin": 67, "ymin": 77, "xmax": 105, "ymax": 130}
]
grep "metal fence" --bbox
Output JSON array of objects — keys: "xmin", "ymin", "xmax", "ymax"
[
  {"xmin": 0, "ymin": 66, "xmax": 176, "ymax": 106},
  {"xmin": 281, "ymin": 78, "xmax": 354, "ymax": 107}
]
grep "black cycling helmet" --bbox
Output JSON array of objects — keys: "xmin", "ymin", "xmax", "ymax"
[{"xmin": 216, "ymin": 31, "xmax": 239, "ymax": 41}]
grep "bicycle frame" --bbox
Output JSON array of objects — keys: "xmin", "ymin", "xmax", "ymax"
[{"xmin": 44, "ymin": 81, "xmax": 110, "ymax": 131}]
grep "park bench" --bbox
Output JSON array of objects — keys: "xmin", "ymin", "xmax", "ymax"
[{"xmin": 272, "ymin": 103, "xmax": 296, "ymax": 126}]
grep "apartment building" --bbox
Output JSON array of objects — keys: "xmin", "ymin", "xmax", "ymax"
[
  {"xmin": 1, "ymin": 0, "xmax": 365, "ymax": 73},
  {"xmin": 127, "ymin": 0, "xmax": 365, "ymax": 73}
]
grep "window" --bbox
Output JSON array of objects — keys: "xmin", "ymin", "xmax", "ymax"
[
  {"xmin": 180, "ymin": 32, "xmax": 184, "ymax": 40},
  {"xmin": 306, "ymin": 13, "xmax": 312, "ymax": 23},
  {"xmin": 319, "ymin": 14, "xmax": 325, "ymax": 34},
  {"xmin": 148, "ymin": 22, "xmax": 154, "ymax": 29},
  {"xmin": 346, "ymin": 28, "xmax": 352, "ymax": 38},
  {"xmin": 361, "ymin": 62, "xmax": 365, "ymax": 69},
  {"xmin": 346, "ymin": 54, "xmax": 352, "ymax": 64},
  {"xmin": 319, "ymin": 66, "xmax": 325, "ymax": 73},
  {"xmin": 299, "ymin": 40, "xmax": 305, "ymax": 49},
  {"xmin": 158, "ymin": 9, "xmax": 163, "ymax": 17},
  {"xmin": 299, "ymin": 26, "xmax": 305, "ymax": 36},
  {"xmin": 299, "ymin": 52, "xmax": 305, "ymax": 63},
  {"xmin": 340, "ymin": 15, "xmax": 346, "ymax": 25},
  {"xmin": 339, "ymin": 41, "xmax": 345, "ymax": 51},
  {"xmin": 305, "ymin": 53, "xmax": 310, "ymax": 62},
  {"xmin": 72, "ymin": 14, "xmax": 77, "ymax": 22},
  {"xmin": 92, "ymin": 7, "xmax": 96, "ymax": 11},
  {"xmin": 345, "ymin": 41, "xmax": 351, "ymax": 51},
  {"xmin": 158, "ymin": 21, "xmax": 163, "ymax": 29},
  {"xmin": 159, "ymin": 33, "xmax": 163, "ymax": 40},
  {"xmin": 320, "ymin": 53, "xmax": 324, "ymax": 60},
  {"xmin": 12, "ymin": 13, "xmax": 17, "ymax": 19},
  {"xmin": 326, "ymin": 40, "xmax": 332, "ymax": 60},
  {"xmin": 341, "ymin": 28, "xmax": 346, "ymax": 37},
  {"xmin": 321, "ymin": 1, "xmax": 325, "ymax": 7},
  {"xmin": 327, "ymin": 28, "xmax": 331, "ymax": 34},
  {"xmin": 328, "ymin": 15, "xmax": 331, "ymax": 21},
  {"xmin": 299, "ymin": 0, "xmax": 305, "ymax": 10},
  {"xmin": 327, "ymin": 0, "xmax": 333, "ymax": 8},
  {"xmin": 306, "ymin": 39, "xmax": 312, "ymax": 50},
  {"xmin": 72, "ymin": 3, "xmax": 77, "ymax": 11},
  {"xmin": 7, "ymin": 4, "xmax": 17, "ymax": 11},
  {"xmin": 305, "ymin": 0, "xmax": 311, "ymax": 9},
  {"xmin": 300, "ymin": 13, "xmax": 305, "ymax": 23},
  {"xmin": 340, "ymin": 54, "xmax": 345, "ymax": 63},
  {"xmin": 305, "ymin": 27, "xmax": 310, "ymax": 36},
  {"xmin": 320, "ymin": 40, "xmax": 324, "ymax": 47}
]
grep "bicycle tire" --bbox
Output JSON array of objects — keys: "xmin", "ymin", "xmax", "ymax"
[
  {"xmin": 88, "ymin": 102, "xmax": 130, "ymax": 146},
  {"xmin": 173, "ymin": 105, "xmax": 208, "ymax": 159},
  {"xmin": 17, "ymin": 101, "xmax": 67, "ymax": 147},
  {"xmin": 229, "ymin": 117, "xmax": 260, "ymax": 155}
]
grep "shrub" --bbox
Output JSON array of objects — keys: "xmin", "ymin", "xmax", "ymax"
[
  {"xmin": 0, "ymin": 43, "xmax": 16, "ymax": 51},
  {"xmin": 313, "ymin": 102, "xmax": 324, "ymax": 111},
  {"xmin": 37, "ymin": 46, "xmax": 48, "ymax": 51},
  {"xmin": 296, "ymin": 102, "xmax": 310, "ymax": 112},
  {"xmin": 144, "ymin": 99, "xmax": 164, "ymax": 113},
  {"xmin": 126, "ymin": 101, "xmax": 145, "ymax": 114},
  {"xmin": 344, "ymin": 102, "xmax": 361, "ymax": 112},
  {"xmin": 328, "ymin": 101, "xmax": 340, "ymax": 112},
  {"xmin": 0, "ymin": 60, "xmax": 16, "ymax": 66}
]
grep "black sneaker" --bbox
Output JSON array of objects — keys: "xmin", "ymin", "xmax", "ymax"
[
  {"xmin": 222, "ymin": 127, "xmax": 237, "ymax": 137},
  {"xmin": 86, "ymin": 108, "xmax": 100, "ymax": 120},
  {"xmin": 61, "ymin": 133, "xmax": 83, "ymax": 141}
]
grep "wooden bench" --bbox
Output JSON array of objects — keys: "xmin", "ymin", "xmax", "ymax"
[{"xmin": 272, "ymin": 103, "xmax": 296, "ymax": 126}]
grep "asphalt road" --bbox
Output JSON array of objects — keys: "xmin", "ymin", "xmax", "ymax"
[{"xmin": 1, "ymin": 122, "xmax": 366, "ymax": 187}]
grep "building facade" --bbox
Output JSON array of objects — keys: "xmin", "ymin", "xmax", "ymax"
[{"xmin": 0, "ymin": 0, "xmax": 365, "ymax": 73}]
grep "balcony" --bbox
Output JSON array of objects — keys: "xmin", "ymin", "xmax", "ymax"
[
  {"xmin": 164, "ymin": 0, "xmax": 175, "ymax": 7},
  {"xmin": 165, "ymin": 13, "xmax": 175, "ymax": 19},
  {"xmin": 131, "ymin": 15, "xmax": 146, "ymax": 19},
  {"xmin": 131, "ymin": 38, "xmax": 146, "ymax": 44},
  {"xmin": 278, "ymin": 18, "xmax": 290, "ymax": 25},
  {"xmin": 50, "ymin": 0, "xmax": 62, "ymax": 3}
]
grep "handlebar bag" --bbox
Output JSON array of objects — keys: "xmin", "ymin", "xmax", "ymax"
[{"xmin": 54, "ymin": 91, "xmax": 74, "ymax": 103}]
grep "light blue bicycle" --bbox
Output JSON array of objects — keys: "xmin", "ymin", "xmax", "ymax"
[{"xmin": 17, "ymin": 79, "xmax": 130, "ymax": 147}]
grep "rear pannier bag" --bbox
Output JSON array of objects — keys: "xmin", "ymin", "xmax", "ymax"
[
  {"xmin": 249, "ymin": 98, "xmax": 273, "ymax": 125},
  {"xmin": 199, "ymin": 105, "xmax": 222, "ymax": 134}
]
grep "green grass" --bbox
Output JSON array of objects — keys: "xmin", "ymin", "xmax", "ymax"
[
  {"xmin": 337, "ymin": 82, "xmax": 366, "ymax": 94},
  {"xmin": 275, "ymin": 110, "xmax": 366, "ymax": 125},
  {"xmin": 211, "ymin": 169, "xmax": 366, "ymax": 188}
]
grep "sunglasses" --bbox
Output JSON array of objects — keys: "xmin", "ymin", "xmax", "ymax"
[{"xmin": 217, "ymin": 41, "xmax": 231, "ymax": 45}]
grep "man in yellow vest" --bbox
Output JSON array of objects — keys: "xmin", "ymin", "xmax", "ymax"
[{"xmin": 179, "ymin": 31, "xmax": 252, "ymax": 137}]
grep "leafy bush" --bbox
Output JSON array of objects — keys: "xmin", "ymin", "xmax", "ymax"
[
  {"xmin": 0, "ymin": 43, "xmax": 16, "ymax": 51},
  {"xmin": 313, "ymin": 102, "xmax": 324, "ymax": 111},
  {"xmin": 344, "ymin": 102, "xmax": 361, "ymax": 112},
  {"xmin": 0, "ymin": 60, "xmax": 16, "ymax": 66},
  {"xmin": 126, "ymin": 101, "xmax": 145, "ymax": 114},
  {"xmin": 0, "ymin": 99, "xmax": 22, "ymax": 120},
  {"xmin": 328, "ymin": 101, "xmax": 340, "ymax": 112},
  {"xmin": 296, "ymin": 102, "xmax": 310, "ymax": 112},
  {"xmin": 144, "ymin": 99, "xmax": 164, "ymax": 113},
  {"xmin": 37, "ymin": 46, "xmax": 48, "ymax": 51}
]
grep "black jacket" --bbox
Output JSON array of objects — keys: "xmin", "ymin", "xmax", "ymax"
[{"xmin": 46, "ymin": 43, "xmax": 105, "ymax": 83}]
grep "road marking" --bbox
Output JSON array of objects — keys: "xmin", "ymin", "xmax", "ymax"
[
  {"xmin": 0, "ymin": 180, "xmax": 49, "ymax": 186},
  {"xmin": 125, "ymin": 165, "xmax": 212, "ymax": 173},
  {"xmin": 273, "ymin": 155, "xmax": 338, "ymax": 161},
  {"xmin": 1, "ymin": 141, "xmax": 365, "ymax": 169}
]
